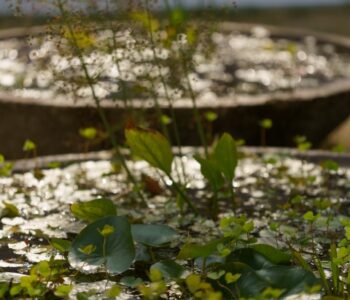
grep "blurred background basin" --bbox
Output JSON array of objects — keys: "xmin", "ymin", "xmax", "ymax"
[
  {"xmin": 1, "ymin": 22, "xmax": 350, "ymax": 158},
  {"xmin": 0, "ymin": 1, "xmax": 350, "ymax": 158}
]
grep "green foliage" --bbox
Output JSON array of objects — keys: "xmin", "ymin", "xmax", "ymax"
[
  {"xmin": 321, "ymin": 160, "xmax": 339, "ymax": 171},
  {"xmin": 294, "ymin": 135, "xmax": 312, "ymax": 151},
  {"xmin": 177, "ymin": 238, "xmax": 228, "ymax": 260},
  {"xmin": 54, "ymin": 285, "xmax": 73, "ymax": 298},
  {"xmin": 205, "ymin": 111, "xmax": 218, "ymax": 122},
  {"xmin": 50, "ymin": 238, "xmax": 72, "ymax": 253},
  {"xmin": 125, "ymin": 128, "xmax": 173, "ymax": 175},
  {"xmin": 220, "ymin": 247, "xmax": 320, "ymax": 298},
  {"xmin": 120, "ymin": 276, "xmax": 143, "ymax": 288},
  {"xmin": 0, "ymin": 154, "xmax": 12, "ymax": 177},
  {"xmin": 79, "ymin": 127, "xmax": 97, "ymax": 140},
  {"xmin": 131, "ymin": 224, "xmax": 178, "ymax": 247},
  {"xmin": 71, "ymin": 198, "xmax": 117, "ymax": 223},
  {"xmin": 0, "ymin": 201, "xmax": 19, "ymax": 218},
  {"xmin": 195, "ymin": 133, "xmax": 238, "ymax": 191},
  {"xmin": 106, "ymin": 285, "xmax": 122, "ymax": 298},
  {"xmin": 303, "ymin": 211, "xmax": 320, "ymax": 223},
  {"xmin": 151, "ymin": 260, "xmax": 187, "ymax": 280},
  {"xmin": 23, "ymin": 139, "xmax": 36, "ymax": 152},
  {"xmin": 185, "ymin": 274, "xmax": 222, "ymax": 299},
  {"xmin": 69, "ymin": 216, "xmax": 135, "ymax": 274},
  {"xmin": 259, "ymin": 118, "xmax": 273, "ymax": 129},
  {"xmin": 213, "ymin": 133, "xmax": 238, "ymax": 183}
]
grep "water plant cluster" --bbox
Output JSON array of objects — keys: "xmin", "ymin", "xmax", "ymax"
[{"xmin": 1, "ymin": 0, "xmax": 350, "ymax": 299}]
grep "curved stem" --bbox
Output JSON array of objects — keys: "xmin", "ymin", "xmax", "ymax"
[{"xmin": 57, "ymin": 0, "xmax": 147, "ymax": 205}]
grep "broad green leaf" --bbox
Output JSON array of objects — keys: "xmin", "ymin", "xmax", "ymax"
[
  {"xmin": 194, "ymin": 155, "xmax": 224, "ymax": 190},
  {"xmin": 125, "ymin": 128, "xmax": 173, "ymax": 174},
  {"xmin": 71, "ymin": 198, "xmax": 117, "ymax": 223},
  {"xmin": 131, "ymin": 224, "xmax": 178, "ymax": 247},
  {"xmin": 177, "ymin": 238, "xmax": 227, "ymax": 259},
  {"xmin": 217, "ymin": 248, "xmax": 319, "ymax": 298},
  {"xmin": 120, "ymin": 276, "xmax": 143, "ymax": 288},
  {"xmin": 213, "ymin": 133, "xmax": 238, "ymax": 182},
  {"xmin": 251, "ymin": 244, "xmax": 291, "ymax": 265},
  {"xmin": 50, "ymin": 238, "xmax": 72, "ymax": 253},
  {"xmin": 151, "ymin": 260, "xmax": 187, "ymax": 280},
  {"xmin": 69, "ymin": 216, "xmax": 135, "ymax": 274},
  {"xmin": 135, "ymin": 243, "xmax": 151, "ymax": 262}
]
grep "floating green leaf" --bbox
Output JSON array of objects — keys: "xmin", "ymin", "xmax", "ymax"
[
  {"xmin": 125, "ymin": 128, "xmax": 173, "ymax": 174},
  {"xmin": 216, "ymin": 247, "xmax": 319, "ymax": 298},
  {"xmin": 177, "ymin": 238, "xmax": 227, "ymax": 259},
  {"xmin": 120, "ymin": 276, "xmax": 143, "ymax": 288},
  {"xmin": 132, "ymin": 224, "xmax": 178, "ymax": 247},
  {"xmin": 251, "ymin": 244, "xmax": 291, "ymax": 265},
  {"xmin": 71, "ymin": 198, "xmax": 117, "ymax": 223},
  {"xmin": 69, "ymin": 216, "xmax": 135, "ymax": 274},
  {"xmin": 151, "ymin": 260, "xmax": 187, "ymax": 280}
]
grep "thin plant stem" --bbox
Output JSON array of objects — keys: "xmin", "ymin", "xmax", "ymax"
[
  {"xmin": 57, "ymin": 0, "xmax": 147, "ymax": 205},
  {"xmin": 138, "ymin": 134, "xmax": 198, "ymax": 214},
  {"xmin": 180, "ymin": 48, "xmax": 208, "ymax": 157},
  {"xmin": 143, "ymin": 0, "xmax": 187, "ymax": 182}
]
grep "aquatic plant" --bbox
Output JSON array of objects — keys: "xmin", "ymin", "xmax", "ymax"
[{"xmin": 1, "ymin": 0, "xmax": 350, "ymax": 299}]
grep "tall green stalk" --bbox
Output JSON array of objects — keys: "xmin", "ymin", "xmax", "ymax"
[
  {"xmin": 56, "ymin": 0, "xmax": 146, "ymax": 205},
  {"xmin": 143, "ymin": 0, "xmax": 187, "ymax": 182}
]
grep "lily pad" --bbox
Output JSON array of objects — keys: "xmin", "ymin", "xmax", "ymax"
[
  {"xmin": 131, "ymin": 224, "xmax": 178, "ymax": 247},
  {"xmin": 177, "ymin": 238, "xmax": 227, "ymax": 259},
  {"xmin": 151, "ymin": 260, "xmax": 187, "ymax": 280},
  {"xmin": 216, "ymin": 247, "xmax": 320, "ymax": 298},
  {"xmin": 69, "ymin": 216, "xmax": 135, "ymax": 274}
]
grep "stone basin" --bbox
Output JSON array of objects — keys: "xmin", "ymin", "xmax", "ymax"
[{"xmin": 1, "ymin": 23, "xmax": 350, "ymax": 159}]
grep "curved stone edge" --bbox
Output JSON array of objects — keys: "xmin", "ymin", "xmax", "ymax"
[{"xmin": 11, "ymin": 147, "xmax": 350, "ymax": 172}]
